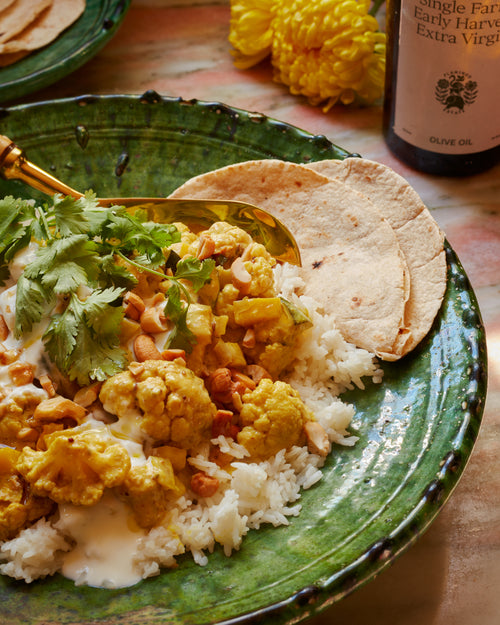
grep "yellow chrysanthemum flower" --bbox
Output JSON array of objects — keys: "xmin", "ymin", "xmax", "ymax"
[
  {"xmin": 229, "ymin": 0, "xmax": 277, "ymax": 68},
  {"xmin": 229, "ymin": 0, "xmax": 386, "ymax": 108}
]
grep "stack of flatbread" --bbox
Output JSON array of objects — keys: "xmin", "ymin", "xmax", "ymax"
[
  {"xmin": 0, "ymin": 0, "xmax": 85, "ymax": 67},
  {"xmin": 169, "ymin": 158, "xmax": 447, "ymax": 361}
]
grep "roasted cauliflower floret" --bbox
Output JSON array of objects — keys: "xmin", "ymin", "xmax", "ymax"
[
  {"xmin": 100, "ymin": 360, "xmax": 217, "ymax": 449},
  {"xmin": 254, "ymin": 342, "xmax": 298, "ymax": 379},
  {"xmin": 244, "ymin": 256, "xmax": 276, "ymax": 298},
  {"xmin": 169, "ymin": 221, "xmax": 198, "ymax": 258},
  {"xmin": 187, "ymin": 222, "xmax": 252, "ymax": 259},
  {"xmin": 0, "ymin": 387, "xmax": 49, "ymax": 450},
  {"xmin": 237, "ymin": 379, "xmax": 314, "ymax": 459},
  {"xmin": 15, "ymin": 426, "xmax": 131, "ymax": 506},
  {"xmin": 0, "ymin": 448, "xmax": 54, "ymax": 541},
  {"xmin": 117, "ymin": 456, "xmax": 185, "ymax": 528}
]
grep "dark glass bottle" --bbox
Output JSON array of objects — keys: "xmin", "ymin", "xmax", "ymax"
[{"xmin": 383, "ymin": 0, "xmax": 500, "ymax": 176}]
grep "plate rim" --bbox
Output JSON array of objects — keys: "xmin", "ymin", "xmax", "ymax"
[
  {"xmin": 0, "ymin": 93, "xmax": 488, "ymax": 625},
  {"xmin": 0, "ymin": 0, "xmax": 132, "ymax": 104}
]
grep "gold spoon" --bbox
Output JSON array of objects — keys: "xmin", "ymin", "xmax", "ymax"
[{"xmin": 0, "ymin": 135, "xmax": 300, "ymax": 265}]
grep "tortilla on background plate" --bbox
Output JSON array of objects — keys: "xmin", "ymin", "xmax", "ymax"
[
  {"xmin": 305, "ymin": 157, "xmax": 446, "ymax": 356},
  {"xmin": 169, "ymin": 159, "xmax": 411, "ymax": 359},
  {"xmin": 0, "ymin": 0, "xmax": 51, "ymax": 43},
  {"xmin": 0, "ymin": 0, "xmax": 85, "ymax": 54}
]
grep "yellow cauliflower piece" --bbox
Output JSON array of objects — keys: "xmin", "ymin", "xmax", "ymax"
[
  {"xmin": 189, "ymin": 222, "xmax": 252, "ymax": 259},
  {"xmin": 0, "ymin": 388, "xmax": 48, "ymax": 450},
  {"xmin": 117, "ymin": 456, "xmax": 185, "ymax": 528},
  {"xmin": 256, "ymin": 342, "xmax": 298, "ymax": 379},
  {"xmin": 16, "ymin": 427, "xmax": 131, "ymax": 506},
  {"xmin": 244, "ymin": 256, "xmax": 276, "ymax": 298},
  {"xmin": 0, "ymin": 449, "xmax": 55, "ymax": 541},
  {"xmin": 237, "ymin": 378, "xmax": 314, "ymax": 459},
  {"xmin": 169, "ymin": 221, "xmax": 198, "ymax": 258},
  {"xmin": 100, "ymin": 360, "xmax": 216, "ymax": 449}
]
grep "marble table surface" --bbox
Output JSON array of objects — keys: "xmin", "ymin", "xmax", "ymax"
[{"xmin": 5, "ymin": 1, "xmax": 500, "ymax": 624}]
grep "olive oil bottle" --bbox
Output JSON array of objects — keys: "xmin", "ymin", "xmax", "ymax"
[{"xmin": 383, "ymin": 0, "xmax": 500, "ymax": 176}]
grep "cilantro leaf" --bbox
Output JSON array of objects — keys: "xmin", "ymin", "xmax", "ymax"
[
  {"xmin": 43, "ymin": 305, "xmax": 78, "ymax": 365},
  {"xmin": 15, "ymin": 274, "xmax": 51, "ymax": 337},
  {"xmin": 103, "ymin": 213, "xmax": 181, "ymax": 268},
  {"xmin": 0, "ymin": 197, "xmax": 38, "ymax": 280},
  {"xmin": 97, "ymin": 252, "xmax": 138, "ymax": 290},
  {"xmin": 163, "ymin": 283, "xmax": 196, "ymax": 352},
  {"xmin": 4, "ymin": 191, "xmax": 212, "ymax": 384},
  {"xmin": 79, "ymin": 192, "xmax": 120, "ymax": 236},
  {"xmin": 24, "ymin": 235, "xmax": 100, "ymax": 294},
  {"xmin": 43, "ymin": 288, "xmax": 127, "ymax": 385},
  {"xmin": 174, "ymin": 257, "xmax": 216, "ymax": 291},
  {"xmin": 0, "ymin": 197, "xmax": 36, "ymax": 249},
  {"xmin": 52, "ymin": 194, "xmax": 90, "ymax": 236},
  {"xmin": 81, "ymin": 287, "xmax": 124, "ymax": 337}
]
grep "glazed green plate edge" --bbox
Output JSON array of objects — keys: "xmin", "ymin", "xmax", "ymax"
[{"xmin": 0, "ymin": 93, "xmax": 488, "ymax": 625}]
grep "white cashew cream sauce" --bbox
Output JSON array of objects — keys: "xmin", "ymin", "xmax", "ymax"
[{"xmin": 0, "ymin": 245, "xmax": 151, "ymax": 589}]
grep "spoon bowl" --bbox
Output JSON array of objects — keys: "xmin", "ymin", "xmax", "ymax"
[{"xmin": 0, "ymin": 135, "xmax": 301, "ymax": 265}]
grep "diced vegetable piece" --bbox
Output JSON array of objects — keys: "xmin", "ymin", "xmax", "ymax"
[
  {"xmin": 213, "ymin": 340, "xmax": 247, "ymax": 367},
  {"xmin": 213, "ymin": 314, "xmax": 228, "ymax": 337},
  {"xmin": 279, "ymin": 297, "xmax": 312, "ymax": 327},
  {"xmin": 186, "ymin": 304, "xmax": 213, "ymax": 345},
  {"xmin": 233, "ymin": 297, "xmax": 282, "ymax": 326},
  {"xmin": 120, "ymin": 317, "xmax": 141, "ymax": 342},
  {"xmin": 152, "ymin": 445, "xmax": 187, "ymax": 471}
]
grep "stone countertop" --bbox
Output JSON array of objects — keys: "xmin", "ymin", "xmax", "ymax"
[{"xmin": 8, "ymin": 1, "xmax": 500, "ymax": 623}]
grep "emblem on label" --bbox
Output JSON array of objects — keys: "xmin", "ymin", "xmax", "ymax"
[{"xmin": 435, "ymin": 72, "xmax": 478, "ymax": 114}]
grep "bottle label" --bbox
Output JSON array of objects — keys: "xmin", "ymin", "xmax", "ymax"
[{"xmin": 393, "ymin": 0, "xmax": 500, "ymax": 154}]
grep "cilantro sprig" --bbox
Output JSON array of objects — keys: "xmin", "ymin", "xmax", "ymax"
[{"xmin": 0, "ymin": 193, "xmax": 215, "ymax": 385}]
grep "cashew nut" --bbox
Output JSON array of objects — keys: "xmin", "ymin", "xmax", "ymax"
[
  {"xmin": 230, "ymin": 370, "xmax": 256, "ymax": 391},
  {"xmin": 230, "ymin": 257, "xmax": 252, "ymax": 294},
  {"xmin": 140, "ymin": 307, "xmax": 168, "ymax": 334},
  {"xmin": 161, "ymin": 348, "xmax": 186, "ymax": 362},
  {"xmin": 242, "ymin": 327, "xmax": 256, "ymax": 348},
  {"xmin": 73, "ymin": 382, "xmax": 102, "ymax": 408},
  {"xmin": 123, "ymin": 292, "xmax": 146, "ymax": 321},
  {"xmin": 0, "ymin": 348, "xmax": 20, "ymax": 365},
  {"xmin": 39, "ymin": 375, "xmax": 57, "ymax": 398},
  {"xmin": 304, "ymin": 421, "xmax": 331, "ymax": 457},
  {"xmin": 133, "ymin": 334, "xmax": 162, "ymax": 361},
  {"xmin": 0, "ymin": 315, "xmax": 8, "ymax": 341},
  {"xmin": 32, "ymin": 396, "xmax": 86, "ymax": 425},
  {"xmin": 8, "ymin": 362, "xmax": 34, "ymax": 386},
  {"xmin": 190, "ymin": 471, "xmax": 219, "ymax": 497},
  {"xmin": 197, "ymin": 234, "xmax": 216, "ymax": 260}
]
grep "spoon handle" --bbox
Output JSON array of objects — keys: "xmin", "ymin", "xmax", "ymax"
[{"xmin": 0, "ymin": 135, "xmax": 83, "ymax": 199}]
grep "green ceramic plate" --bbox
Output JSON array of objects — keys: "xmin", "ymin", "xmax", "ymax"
[
  {"xmin": 0, "ymin": 93, "xmax": 487, "ymax": 625},
  {"xmin": 0, "ymin": 1, "xmax": 131, "ymax": 105}
]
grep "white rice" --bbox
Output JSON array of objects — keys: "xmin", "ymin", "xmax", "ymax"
[
  {"xmin": 0, "ymin": 518, "xmax": 72, "ymax": 583},
  {"xmin": 0, "ymin": 263, "xmax": 382, "ymax": 585}
]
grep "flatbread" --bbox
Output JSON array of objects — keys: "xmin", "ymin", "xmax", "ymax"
[
  {"xmin": 305, "ymin": 158, "xmax": 446, "ymax": 356},
  {"xmin": 169, "ymin": 159, "xmax": 410, "ymax": 359},
  {"xmin": 0, "ymin": 0, "xmax": 52, "ymax": 43},
  {"xmin": 0, "ymin": 48, "xmax": 27, "ymax": 66},
  {"xmin": 0, "ymin": 0, "xmax": 16, "ymax": 13},
  {"xmin": 0, "ymin": 0, "xmax": 84, "ymax": 54}
]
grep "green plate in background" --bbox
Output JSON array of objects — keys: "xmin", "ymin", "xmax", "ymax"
[
  {"xmin": 0, "ymin": 1, "xmax": 131, "ymax": 104},
  {"xmin": 0, "ymin": 93, "xmax": 487, "ymax": 625}
]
